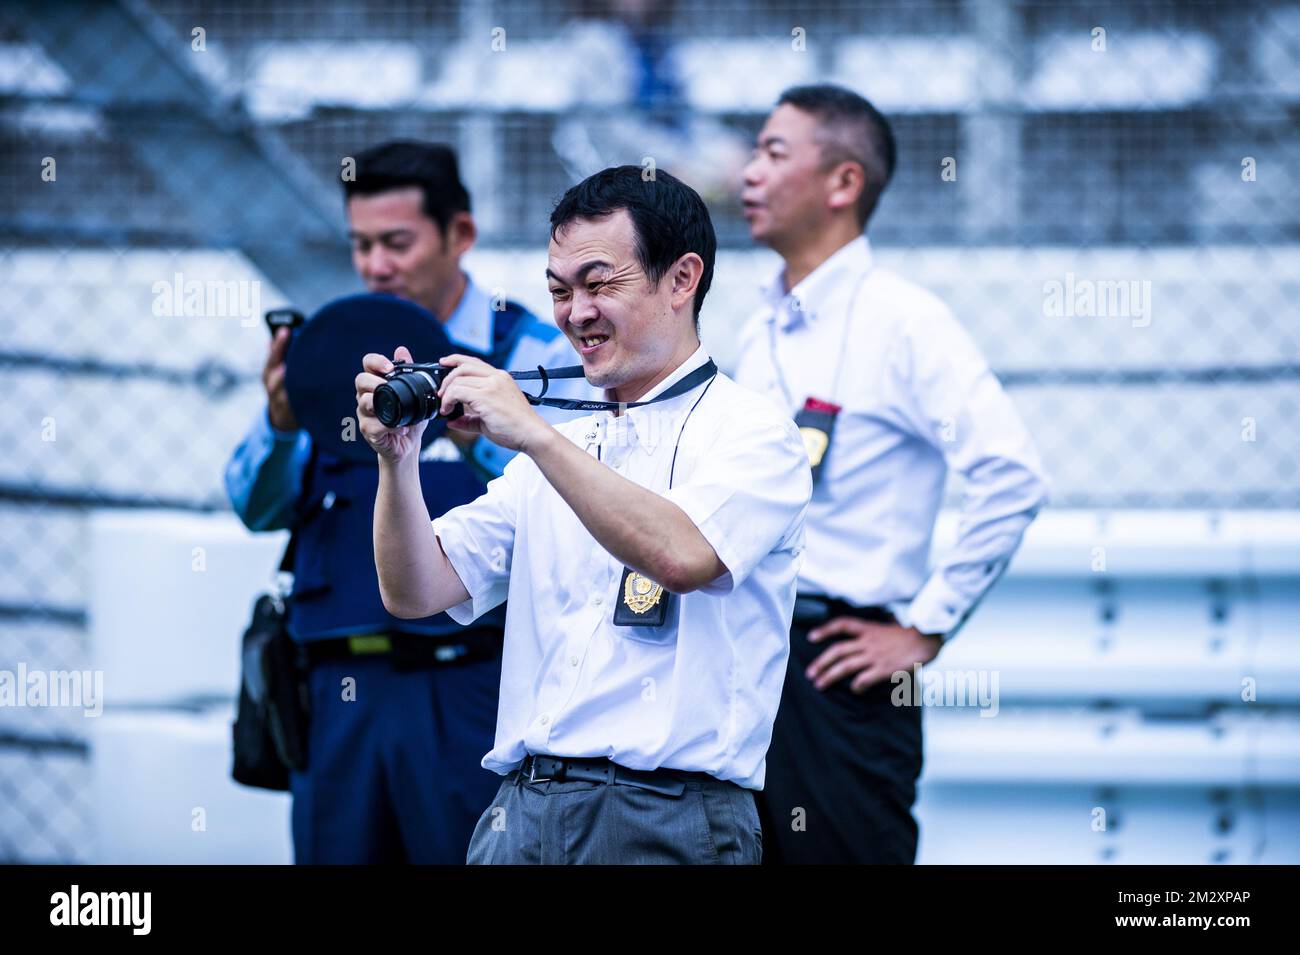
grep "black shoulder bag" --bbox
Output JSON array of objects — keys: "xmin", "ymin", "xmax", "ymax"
[
  {"xmin": 231, "ymin": 532, "xmax": 312, "ymax": 791},
  {"xmin": 231, "ymin": 433, "xmax": 319, "ymax": 789}
]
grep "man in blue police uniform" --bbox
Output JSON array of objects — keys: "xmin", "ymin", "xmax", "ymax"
[
  {"xmin": 735, "ymin": 87, "xmax": 1049, "ymax": 863},
  {"xmin": 224, "ymin": 140, "xmax": 591, "ymax": 863}
]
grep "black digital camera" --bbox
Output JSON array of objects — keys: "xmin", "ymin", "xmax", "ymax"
[{"xmin": 374, "ymin": 362, "xmax": 461, "ymax": 428}]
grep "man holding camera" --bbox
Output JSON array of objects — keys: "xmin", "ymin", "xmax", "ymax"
[
  {"xmin": 224, "ymin": 141, "xmax": 589, "ymax": 864},
  {"xmin": 355, "ymin": 166, "xmax": 812, "ymax": 864},
  {"xmin": 734, "ymin": 86, "xmax": 1049, "ymax": 863}
]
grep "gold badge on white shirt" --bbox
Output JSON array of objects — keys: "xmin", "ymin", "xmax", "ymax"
[
  {"xmin": 614, "ymin": 566, "xmax": 670, "ymax": 626},
  {"xmin": 794, "ymin": 397, "xmax": 841, "ymax": 485}
]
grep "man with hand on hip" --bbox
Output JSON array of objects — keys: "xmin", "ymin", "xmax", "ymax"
[
  {"xmin": 355, "ymin": 166, "xmax": 812, "ymax": 864},
  {"xmin": 734, "ymin": 85, "xmax": 1049, "ymax": 864}
]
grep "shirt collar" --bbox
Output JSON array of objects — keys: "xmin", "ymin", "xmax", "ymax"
[
  {"xmin": 442, "ymin": 272, "xmax": 493, "ymax": 354},
  {"xmin": 762, "ymin": 235, "xmax": 873, "ymax": 330},
  {"xmin": 597, "ymin": 344, "xmax": 713, "ymax": 452}
]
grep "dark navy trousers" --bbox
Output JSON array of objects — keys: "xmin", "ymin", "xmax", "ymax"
[{"xmin": 289, "ymin": 651, "xmax": 503, "ymax": 864}]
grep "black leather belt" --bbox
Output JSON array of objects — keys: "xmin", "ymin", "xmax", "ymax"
[
  {"xmin": 517, "ymin": 754, "xmax": 704, "ymax": 797},
  {"xmin": 792, "ymin": 594, "xmax": 895, "ymax": 628},
  {"xmin": 299, "ymin": 628, "xmax": 502, "ymax": 670}
]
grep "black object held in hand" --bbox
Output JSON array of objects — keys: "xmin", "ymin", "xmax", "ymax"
[
  {"xmin": 373, "ymin": 363, "xmax": 462, "ymax": 427},
  {"xmin": 264, "ymin": 307, "xmax": 305, "ymax": 336}
]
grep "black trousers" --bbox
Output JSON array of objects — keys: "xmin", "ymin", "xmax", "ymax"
[{"xmin": 755, "ymin": 613, "xmax": 924, "ymax": 864}]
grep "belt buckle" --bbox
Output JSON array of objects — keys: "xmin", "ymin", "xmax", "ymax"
[
  {"xmin": 347, "ymin": 633, "xmax": 392, "ymax": 655},
  {"xmin": 525, "ymin": 755, "xmax": 557, "ymax": 784}
]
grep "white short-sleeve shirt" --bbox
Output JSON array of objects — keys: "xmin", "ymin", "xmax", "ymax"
[{"xmin": 431, "ymin": 345, "xmax": 812, "ymax": 789}]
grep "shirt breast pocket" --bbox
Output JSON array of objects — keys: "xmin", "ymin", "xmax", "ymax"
[{"xmin": 615, "ymin": 624, "xmax": 679, "ymax": 648}]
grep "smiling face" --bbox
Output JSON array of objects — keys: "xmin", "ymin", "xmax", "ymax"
[
  {"xmin": 741, "ymin": 104, "xmax": 839, "ymax": 254},
  {"xmin": 546, "ymin": 209, "xmax": 698, "ymax": 403},
  {"xmin": 346, "ymin": 186, "xmax": 474, "ymax": 319}
]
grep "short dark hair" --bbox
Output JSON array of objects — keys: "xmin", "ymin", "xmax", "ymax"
[
  {"xmin": 549, "ymin": 165, "xmax": 716, "ymax": 324},
  {"xmin": 777, "ymin": 84, "xmax": 896, "ymax": 228},
  {"xmin": 342, "ymin": 140, "xmax": 470, "ymax": 234}
]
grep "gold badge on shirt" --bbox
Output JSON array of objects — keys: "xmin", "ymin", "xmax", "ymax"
[
  {"xmin": 614, "ymin": 566, "xmax": 671, "ymax": 626},
  {"xmin": 795, "ymin": 397, "xmax": 842, "ymax": 487},
  {"xmin": 623, "ymin": 572, "xmax": 663, "ymax": 614},
  {"xmin": 799, "ymin": 426, "xmax": 830, "ymax": 467}
]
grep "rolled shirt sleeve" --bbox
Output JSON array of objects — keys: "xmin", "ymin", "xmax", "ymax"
[
  {"xmin": 662, "ymin": 416, "xmax": 812, "ymax": 595},
  {"xmin": 430, "ymin": 454, "xmax": 524, "ymax": 624}
]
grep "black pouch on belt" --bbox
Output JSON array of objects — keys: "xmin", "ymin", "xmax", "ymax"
[
  {"xmin": 794, "ymin": 397, "xmax": 841, "ymax": 486},
  {"xmin": 233, "ymin": 592, "xmax": 310, "ymax": 789},
  {"xmin": 232, "ymin": 538, "xmax": 312, "ymax": 791}
]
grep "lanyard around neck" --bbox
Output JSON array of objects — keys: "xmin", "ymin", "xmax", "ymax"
[
  {"xmin": 517, "ymin": 359, "xmax": 718, "ymax": 413},
  {"xmin": 593, "ymin": 366, "xmax": 717, "ymax": 490},
  {"xmin": 766, "ymin": 271, "xmax": 869, "ymax": 409}
]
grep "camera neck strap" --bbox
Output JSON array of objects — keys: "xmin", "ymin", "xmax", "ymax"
[{"xmin": 513, "ymin": 359, "xmax": 718, "ymax": 412}]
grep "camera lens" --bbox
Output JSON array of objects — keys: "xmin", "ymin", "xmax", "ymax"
[{"xmin": 374, "ymin": 370, "xmax": 438, "ymax": 428}]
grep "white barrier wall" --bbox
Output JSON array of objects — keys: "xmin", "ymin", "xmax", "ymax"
[
  {"xmin": 914, "ymin": 510, "xmax": 1300, "ymax": 864},
  {"xmin": 87, "ymin": 510, "xmax": 291, "ymax": 863},
  {"xmin": 90, "ymin": 704, "xmax": 292, "ymax": 864},
  {"xmin": 85, "ymin": 508, "xmax": 1300, "ymax": 864}
]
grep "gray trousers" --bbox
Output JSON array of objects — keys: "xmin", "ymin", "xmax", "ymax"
[{"xmin": 466, "ymin": 768, "xmax": 763, "ymax": 864}]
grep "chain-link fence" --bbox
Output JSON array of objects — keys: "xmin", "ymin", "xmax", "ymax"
[{"xmin": 1, "ymin": 0, "xmax": 1297, "ymax": 861}]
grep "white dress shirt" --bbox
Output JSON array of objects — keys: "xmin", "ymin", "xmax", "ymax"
[
  {"xmin": 431, "ymin": 345, "xmax": 812, "ymax": 789},
  {"xmin": 732, "ymin": 236, "xmax": 1049, "ymax": 639}
]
